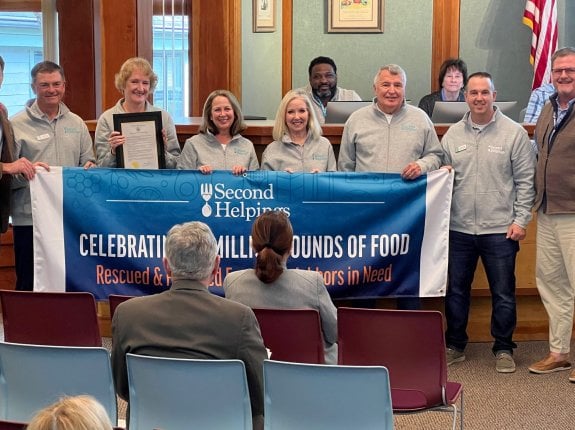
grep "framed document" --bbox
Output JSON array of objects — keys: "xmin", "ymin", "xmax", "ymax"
[
  {"xmin": 113, "ymin": 111, "xmax": 166, "ymax": 169},
  {"xmin": 253, "ymin": 0, "xmax": 276, "ymax": 33},
  {"xmin": 328, "ymin": 0, "xmax": 385, "ymax": 33}
]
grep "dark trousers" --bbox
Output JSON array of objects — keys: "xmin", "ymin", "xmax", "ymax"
[
  {"xmin": 13, "ymin": 225, "xmax": 34, "ymax": 291},
  {"xmin": 445, "ymin": 230, "xmax": 518, "ymax": 354}
]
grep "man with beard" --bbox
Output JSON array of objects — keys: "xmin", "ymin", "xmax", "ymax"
[
  {"xmin": 296, "ymin": 56, "xmax": 361, "ymax": 124},
  {"xmin": 528, "ymin": 47, "xmax": 575, "ymax": 382}
]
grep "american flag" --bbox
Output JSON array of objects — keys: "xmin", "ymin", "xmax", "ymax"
[{"xmin": 523, "ymin": 0, "xmax": 558, "ymax": 89}]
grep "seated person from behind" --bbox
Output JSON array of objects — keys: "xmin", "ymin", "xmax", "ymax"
[
  {"xmin": 177, "ymin": 89, "xmax": 259, "ymax": 174},
  {"xmin": 94, "ymin": 57, "xmax": 180, "ymax": 168},
  {"xmin": 224, "ymin": 210, "xmax": 338, "ymax": 364},
  {"xmin": 26, "ymin": 395, "xmax": 114, "ymax": 430},
  {"xmin": 261, "ymin": 89, "xmax": 336, "ymax": 173},
  {"xmin": 295, "ymin": 56, "xmax": 361, "ymax": 125},
  {"xmin": 111, "ymin": 221, "xmax": 267, "ymax": 430},
  {"xmin": 523, "ymin": 82, "xmax": 555, "ymax": 123},
  {"xmin": 418, "ymin": 58, "xmax": 468, "ymax": 117}
]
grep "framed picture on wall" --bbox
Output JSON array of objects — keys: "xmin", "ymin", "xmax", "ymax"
[
  {"xmin": 253, "ymin": 0, "xmax": 276, "ymax": 33},
  {"xmin": 328, "ymin": 0, "xmax": 385, "ymax": 33}
]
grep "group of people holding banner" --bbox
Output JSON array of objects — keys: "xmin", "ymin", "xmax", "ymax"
[{"xmin": 1, "ymin": 48, "xmax": 575, "ymax": 420}]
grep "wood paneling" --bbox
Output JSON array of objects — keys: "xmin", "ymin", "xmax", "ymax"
[
  {"xmin": 93, "ymin": 0, "xmax": 138, "ymax": 113},
  {"xmin": 191, "ymin": 0, "xmax": 241, "ymax": 116},
  {"xmin": 431, "ymin": 0, "xmax": 461, "ymax": 92},
  {"xmin": 282, "ymin": 0, "xmax": 293, "ymax": 96},
  {"xmin": 136, "ymin": 0, "xmax": 153, "ymax": 62},
  {"xmin": 57, "ymin": 0, "xmax": 96, "ymax": 120},
  {"xmin": 0, "ymin": 0, "xmax": 41, "ymax": 12},
  {"xmin": 0, "ymin": 229, "xmax": 15, "ymax": 291}
]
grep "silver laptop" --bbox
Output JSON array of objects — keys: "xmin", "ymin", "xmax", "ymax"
[
  {"xmin": 431, "ymin": 101, "xmax": 518, "ymax": 123},
  {"xmin": 325, "ymin": 101, "xmax": 372, "ymax": 124}
]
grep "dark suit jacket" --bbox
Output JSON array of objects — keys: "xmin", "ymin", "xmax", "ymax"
[
  {"xmin": 0, "ymin": 109, "xmax": 14, "ymax": 234},
  {"xmin": 111, "ymin": 279, "xmax": 267, "ymax": 420}
]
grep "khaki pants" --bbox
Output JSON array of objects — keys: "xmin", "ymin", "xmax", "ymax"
[{"xmin": 536, "ymin": 211, "xmax": 575, "ymax": 354}]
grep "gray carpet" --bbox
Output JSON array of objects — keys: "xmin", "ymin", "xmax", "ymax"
[{"xmin": 395, "ymin": 340, "xmax": 575, "ymax": 429}]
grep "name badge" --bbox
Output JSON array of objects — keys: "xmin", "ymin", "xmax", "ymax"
[
  {"xmin": 36, "ymin": 133, "xmax": 50, "ymax": 141},
  {"xmin": 455, "ymin": 145, "xmax": 467, "ymax": 153}
]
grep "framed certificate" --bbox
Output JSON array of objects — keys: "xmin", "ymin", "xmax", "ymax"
[
  {"xmin": 328, "ymin": 0, "xmax": 385, "ymax": 33},
  {"xmin": 113, "ymin": 111, "xmax": 166, "ymax": 169}
]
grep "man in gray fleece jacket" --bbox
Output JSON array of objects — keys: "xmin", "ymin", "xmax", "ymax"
[
  {"xmin": 10, "ymin": 61, "xmax": 95, "ymax": 291},
  {"xmin": 338, "ymin": 64, "xmax": 442, "ymax": 310},
  {"xmin": 441, "ymin": 72, "xmax": 535, "ymax": 373}
]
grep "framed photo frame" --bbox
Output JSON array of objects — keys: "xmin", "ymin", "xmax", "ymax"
[
  {"xmin": 253, "ymin": 0, "xmax": 276, "ymax": 33},
  {"xmin": 113, "ymin": 111, "xmax": 166, "ymax": 169},
  {"xmin": 328, "ymin": 0, "xmax": 385, "ymax": 33}
]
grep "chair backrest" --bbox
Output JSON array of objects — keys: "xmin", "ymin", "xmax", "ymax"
[
  {"xmin": 252, "ymin": 308, "xmax": 325, "ymax": 364},
  {"xmin": 0, "ymin": 290, "xmax": 101, "ymax": 346},
  {"xmin": 337, "ymin": 307, "xmax": 448, "ymax": 408},
  {"xmin": 0, "ymin": 420, "xmax": 27, "ymax": 430},
  {"xmin": 108, "ymin": 294, "xmax": 135, "ymax": 320},
  {"xmin": 263, "ymin": 359, "xmax": 394, "ymax": 430},
  {"xmin": 126, "ymin": 354, "xmax": 252, "ymax": 430},
  {"xmin": 0, "ymin": 342, "xmax": 117, "ymax": 424}
]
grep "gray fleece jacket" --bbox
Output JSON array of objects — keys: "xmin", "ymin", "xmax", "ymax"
[
  {"xmin": 177, "ymin": 132, "xmax": 259, "ymax": 171},
  {"xmin": 10, "ymin": 101, "xmax": 95, "ymax": 225},
  {"xmin": 94, "ymin": 99, "xmax": 181, "ymax": 168},
  {"xmin": 261, "ymin": 133, "xmax": 337, "ymax": 172},
  {"xmin": 441, "ymin": 108, "xmax": 536, "ymax": 234},
  {"xmin": 338, "ymin": 101, "xmax": 442, "ymax": 173}
]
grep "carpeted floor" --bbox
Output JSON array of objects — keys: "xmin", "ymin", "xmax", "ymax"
[{"xmin": 395, "ymin": 340, "xmax": 575, "ymax": 429}]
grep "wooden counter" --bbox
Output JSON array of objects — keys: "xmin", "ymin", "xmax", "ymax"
[{"xmin": 85, "ymin": 119, "xmax": 536, "ymax": 155}]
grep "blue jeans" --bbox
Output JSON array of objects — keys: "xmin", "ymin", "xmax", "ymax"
[{"xmin": 445, "ymin": 231, "xmax": 518, "ymax": 354}]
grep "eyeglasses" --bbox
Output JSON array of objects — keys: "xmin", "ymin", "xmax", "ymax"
[{"xmin": 551, "ymin": 67, "xmax": 575, "ymax": 76}]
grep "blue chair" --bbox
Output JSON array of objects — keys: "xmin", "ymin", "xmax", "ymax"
[
  {"xmin": 0, "ymin": 342, "xmax": 117, "ymax": 425},
  {"xmin": 263, "ymin": 359, "xmax": 394, "ymax": 430},
  {"xmin": 126, "ymin": 354, "xmax": 252, "ymax": 430}
]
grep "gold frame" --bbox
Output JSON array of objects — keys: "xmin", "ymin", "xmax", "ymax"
[
  {"xmin": 253, "ymin": 0, "xmax": 276, "ymax": 33},
  {"xmin": 328, "ymin": 0, "xmax": 385, "ymax": 33}
]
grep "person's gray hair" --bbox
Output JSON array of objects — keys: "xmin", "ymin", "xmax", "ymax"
[
  {"xmin": 373, "ymin": 64, "xmax": 407, "ymax": 87},
  {"xmin": 551, "ymin": 47, "xmax": 575, "ymax": 65},
  {"xmin": 164, "ymin": 221, "xmax": 218, "ymax": 281}
]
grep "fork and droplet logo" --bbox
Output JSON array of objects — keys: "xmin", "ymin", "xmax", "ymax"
[
  {"xmin": 198, "ymin": 181, "xmax": 290, "ymax": 222},
  {"xmin": 200, "ymin": 183, "xmax": 213, "ymax": 217}
]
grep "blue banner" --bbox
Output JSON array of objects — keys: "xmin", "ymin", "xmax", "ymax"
[{"xmin": 31, "ymin": 168, "xmax": 453, "ymax": 300}]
